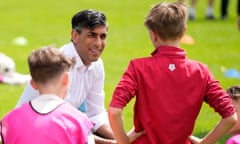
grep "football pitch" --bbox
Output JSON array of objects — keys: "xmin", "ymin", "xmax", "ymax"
[{"xmin": 0, "ymin": 0, "xmax": 239, "ymax": 143}]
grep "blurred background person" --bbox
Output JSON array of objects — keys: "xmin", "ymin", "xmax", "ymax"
[
  {"xmin": 189, "ymin": 0, "xmax": 215, "ymax": 20},
  {"xmin": 221, "ymin": 0, "xmax": 240, "ymax": 30}
]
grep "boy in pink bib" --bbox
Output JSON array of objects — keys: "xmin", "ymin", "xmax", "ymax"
[
  {"xmin": 226, "ymin": 85, "xmax": 240, "ymax": 144},
  {"xmin": 0, "ymin": 46, "xmax": 94, "ymax": 144}
]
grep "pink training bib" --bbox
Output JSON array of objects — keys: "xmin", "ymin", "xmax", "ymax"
[{"xmin": 226, "ymin": 135, "xmax": 240, "ymax": 144}]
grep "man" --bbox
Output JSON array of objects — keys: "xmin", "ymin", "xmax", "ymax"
[
  {"xmin": 16, "ymin": 9, "xmax": 114, "ymax": 143},
  {"xmin": 221, "ymin": 0, "xmax": 240, "ymax": 30}
]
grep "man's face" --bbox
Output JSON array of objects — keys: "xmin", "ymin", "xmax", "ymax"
[{"xmin": 73, "ymin": 25, "xmax": 107, "ymax": 65}]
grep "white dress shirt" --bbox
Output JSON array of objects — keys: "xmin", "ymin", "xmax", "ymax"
[{"xmin": 16, "ymin": 42, "xmax": 108, "ymax": 131}]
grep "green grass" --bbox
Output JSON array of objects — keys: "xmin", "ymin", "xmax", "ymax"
[{"xmin": 0, "ymin": 0, "xmax": 239, "ymax": 143}]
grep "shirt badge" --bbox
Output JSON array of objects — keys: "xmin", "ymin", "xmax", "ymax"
[{"xmin": 168, "ymin": 64, "xmax": 176, "ymax": 71}]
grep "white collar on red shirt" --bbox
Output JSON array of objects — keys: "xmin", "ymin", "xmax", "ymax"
[{"xmin": 30, "ymin": 94, "xmax": 65, "ymax": 114}]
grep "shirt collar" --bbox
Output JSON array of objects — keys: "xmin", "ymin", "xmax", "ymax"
[
  {"xmin": 30, "ymin": 94, "xmax": 65, "ymax": 114},
  {"xmin": 151, "ymin": 45, "xmax": 186, "ymax": 58}
]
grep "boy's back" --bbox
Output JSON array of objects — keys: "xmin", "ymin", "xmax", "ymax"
[
  {"xmin": 108, "ymin": 2, "xmax": 237, "ymax": 144},
  {"xmin": 1, "ymin": 46, "xmax": 95, "ymax": 144},
  {"xmin": 1, "ymin": 96, "xmax": 93, "ymax": 144},
  {"xmin": 110, "ymin": 45, "xmax": 233, "ymax": 143}
]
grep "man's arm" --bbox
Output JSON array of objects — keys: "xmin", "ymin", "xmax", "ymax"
[
  {"xmin": 86, "ymin": 58, "xmax": 115, "ymax": 140},
  {"xmin": 95, "ymin": 124, "xmax": 114, "ymax": 139},
  {"xmin": 189, "ymin": 112, "xmax": 238, "ymax": 144},
  {"xmin": 94, "ymin": 135, "xmax": 116, "ymax": 144}
]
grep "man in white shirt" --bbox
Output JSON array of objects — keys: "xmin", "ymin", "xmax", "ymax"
[{"xmin": 16, "ymin": 9, "xmax": 115, "ymax": 143}]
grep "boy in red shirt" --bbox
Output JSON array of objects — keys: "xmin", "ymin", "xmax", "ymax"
[{"xmin": 108, "ymin": 1, "xmax": 237, "ymax": 144}]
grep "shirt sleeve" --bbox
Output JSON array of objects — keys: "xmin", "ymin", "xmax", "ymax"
[
  {"xmin": 85, "ymin": 59, "xmax": 108, "ymax": 131},
  {"xmin": 110, "ymin": 61, "xmax": 137, "ymax": 109},
  {"xmin": 204, "ymin": 70, "xmax": 235, "ymax": 118},
  {"xmin": 15, "ymin": 82, "xmax": 39, "ymax": 108}
]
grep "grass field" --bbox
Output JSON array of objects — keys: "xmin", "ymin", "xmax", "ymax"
[{"xmin": 0, "ymin": 0, "xmax": 239, "ymax": 143}]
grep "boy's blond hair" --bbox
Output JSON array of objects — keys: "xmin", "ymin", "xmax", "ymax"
[{"xmin": 144, "ymin": 2, "xmax": 187, "ymax": 41}]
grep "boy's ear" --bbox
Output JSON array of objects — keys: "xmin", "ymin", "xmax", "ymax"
[
  {"xmin": 62, "ymin": 72, "xmax": 69, "ymax": 86},
  {"xmin": 184, "ymin": 25, "xmax": 187, "ymax": 33},
  {"xmin": 149, "ymin": 29, "xmax": 158, "ymax": 42},
  {"xmin": 30, "ymin": 80, "xmax": 38, "ymax": 90}
]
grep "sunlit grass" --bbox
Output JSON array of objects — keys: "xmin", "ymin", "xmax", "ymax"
[{"xmin": 0, "ymin": 0, "xmax": 239, "ymax": 143}]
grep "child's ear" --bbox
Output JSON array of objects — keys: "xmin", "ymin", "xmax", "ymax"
[
  {"xmin": 30, "ymin": 80, "xmax": 38, "ymax": 90},
  {"xmin": 184, "ymin": 25, "xmax": 187, "ymax": 33},
  {"xmin": 149, "ymin": 29, "xmax": 158, "ymax": 42},
  {"xmin": 62, "ymin": 72, "xmax": 69, "ymax": 86}
]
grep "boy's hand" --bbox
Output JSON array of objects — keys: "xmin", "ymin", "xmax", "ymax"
[
  {"xmin": 127, "ymin": 127, "xmax": 145, "ymax": 143},
  {"xmin": 188, "ymin": 135, "xmax": 202, "ymax": 144}
]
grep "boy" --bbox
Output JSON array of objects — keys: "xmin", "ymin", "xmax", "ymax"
[
  {"xmin": 226, "ymin": 85, "xmax": 240, "ymax": 144},
  {"xmin": 0, "ymin": 46, "xmax": 94, "ymax": 144},
  {"xmin": 108, "ymin": 2, "xmax": 237, "ymax": 144}
]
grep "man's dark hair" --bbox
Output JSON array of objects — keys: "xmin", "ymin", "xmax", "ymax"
[{"xmin": 72, "ymin": 9, "xmax": 107, "ymax": 33}]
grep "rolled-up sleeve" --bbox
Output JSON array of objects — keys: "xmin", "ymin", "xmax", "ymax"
[
  {"xmin": 86, "ymin": 59, "xmax": 108, "ymax": 131},
  {"xmin": 110, "ymin": 61, "xmax": 137, "ymax": 109},
  {"xmin": 205, "ymin": 72, "xmax": 235, "ymax": 118}
]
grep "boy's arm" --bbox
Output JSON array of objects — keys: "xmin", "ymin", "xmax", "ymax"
[
  {"xmin": 189, "ymin": 112, "xmax": 238, "ymax": 144},
  {"xmin": 108, "ymin": 107, "xmax": 130, "ymax": 144},
  {"xmin": 108, "ymin": 107, "xmax": 145, "ymax": 144}
]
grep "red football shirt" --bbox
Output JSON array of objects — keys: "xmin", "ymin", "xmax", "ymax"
[{"xmin": 110, "ymin": 46, "xmax": 235, "ymax": 144}]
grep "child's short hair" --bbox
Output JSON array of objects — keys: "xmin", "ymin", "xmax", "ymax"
[
  {"xmin": 144, "ymin": 2, "xmax": 187, "ymax": 41},
  {"xmin": 227, "ymin": 85, "xmax": 240, "ymax": 100},
  {"xmin": 28, "ymin": 46, "xmax": 75, "ymax": 84}
]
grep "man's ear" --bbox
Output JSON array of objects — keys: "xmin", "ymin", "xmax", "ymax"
[
  {"xmin": 71, "ymin": 29, "xmax": 79, "ymax": 44},
  {"xmin": 30, "ymin": 80, "xmax": 38, "ymax": 90}
]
